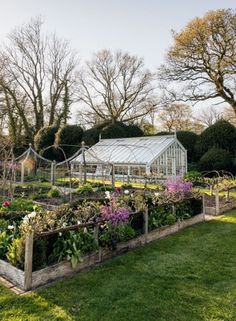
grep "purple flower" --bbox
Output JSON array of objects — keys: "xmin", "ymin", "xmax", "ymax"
[
  {"xmin": 165, "ymin": 176, "xmax": 192, "ymax": 193},
  {"xmin": 100, "ymin": 205, "xmax": 130, "ymax": 225}
]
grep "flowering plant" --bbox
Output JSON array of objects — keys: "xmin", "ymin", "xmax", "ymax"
[
  {"xmin": 100, "ymin": 192, "xmax": 130, "ymax": 225},
  {"xmin": 165, "ymin": 176, "xmax": 193, "ymax": 193},
  {"xmin": 2, "ymin": 200, "xmax": 11, "ymax": 207}
]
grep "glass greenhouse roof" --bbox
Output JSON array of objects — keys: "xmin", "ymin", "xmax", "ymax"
[{"xmin": 72, "ymin": 135, "xmax": 184, "ymax": 166}]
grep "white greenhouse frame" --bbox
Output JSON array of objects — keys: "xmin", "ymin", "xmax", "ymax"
[{"xmin": 71, "ymin": 135, "xmax": 187, "ymax": 183}]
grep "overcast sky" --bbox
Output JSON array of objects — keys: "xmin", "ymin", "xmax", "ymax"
[{"xmin": 0, "ymin": 0, "xmax": 235, "ymax": 70}]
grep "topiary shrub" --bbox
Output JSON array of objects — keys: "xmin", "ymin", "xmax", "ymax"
[
  {"xmin": 55, "ymin": 124, "xmax": 84, "ymax": 159},
  {"xmin": 195, "ymin": 120, "xmax": 236, "ymax": 157},
  {"xmin": 83, "ymin": 128, "xmax": 100, "ymax": 146},
  {"xmin": 156, "ymin": 131, "xmax": 172, "ymax": 136},
  {"xmin": 125, "ymin": 124, "xmax": 144, "ymax": 137},
  {"xmin": 177, "ymin": 131, "xmax": 198, "ymax": 162},
  {"xmin": 199, "ymin": 147, "xmax": 234, "ymax": 172},
  {"xmin": 101, "ymin": 122, "xmax": 127, "ymax": 139},
  {"xmin": 34, "ymin": 125, "xmax": 59, "ymax": 160}
]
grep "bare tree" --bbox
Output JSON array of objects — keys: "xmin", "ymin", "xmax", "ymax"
[
  {"xmin": 0, "ymin": 17, "xmax": 78, "ymax": 143},
  {"xmin": 158, "ymin": 9, "xmax": 236, "ymax": 115},
  {"xmin": 157, "ymin": 103, "xmax": 196, "ymax": 132},
  {"xmin": 77, "ymin": 49, "xmax": 156, "ymax": 125},
  {"xmin": 194, "ymin": 106, "xmax": 224, "ymax": 128},
  {"xmin": 222, "ymin": 105, "xmax": 236, "ymax": 126}
]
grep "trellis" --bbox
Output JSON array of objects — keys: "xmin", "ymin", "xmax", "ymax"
[
  {"xmin": 15, "ymin": 144, "xmax": 53, "ymax": 184},
  {"xmin": 56, "ymin": 142, "xmax": 116, "ymax": 188}
]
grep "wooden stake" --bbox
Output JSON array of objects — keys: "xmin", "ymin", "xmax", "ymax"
[{"xmin": 24, "ymin": 232, "xmax": 34, "ymax": 291}]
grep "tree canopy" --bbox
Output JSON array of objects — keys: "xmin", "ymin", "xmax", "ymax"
[
  {"xmin": 0, "ymin": 17, "xmax": 78, "ymax": 145},
  {"xmin": 77, "ymin": 49, "xmax": 156, "ymax": 125},
  {"xmin": 158, "ymin": 9, "xmax": 236, "ymax": 114}
]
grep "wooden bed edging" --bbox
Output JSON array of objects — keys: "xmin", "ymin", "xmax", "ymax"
[
  {"xmin": 203, "ymin": 193, "xmax": 236, "ymax": 216},
  {"xmin": 0, "ymin": 259, "xmax": 24, "ymax": 289},
  {"xmin": 0, "ymin": 213, "xmax": 205, "ymax": 291}
]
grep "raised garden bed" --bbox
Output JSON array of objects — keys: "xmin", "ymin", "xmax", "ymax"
[
  {"xmin": 0, "ymin": 213, "xmax": 204, "ymax": 291},
  {"xmin": 203, "ymin": 194, "xmax": 236, "ymax": 215}
]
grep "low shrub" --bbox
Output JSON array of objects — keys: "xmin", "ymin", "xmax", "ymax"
[
  {"xmin": 148, "ymin": 205, "xmax": 173, "ymax": 230},
  {"xmin": 76, "ymin": 183, "xmax": 94, "ymax": 195},
  {"xmin": 175, "ymin": 200, "xmax": 193, "ymax": 220},
  {"xmin": 97, "ymin": 186, "xmax": 115, "ymax": 192},
  {"xmin": 47, "ymin": 188, "xmax": 61, "ymax": 198},
  {"xmin": 6, "ymin": 236, "xmax": 25, "ymax": 269},
  {"xmin": 184, "ymin": 171, "xmax": 203, "ymax": 184},
  {"xmin": 199, "ymin": 147, "xmax": 234, "ymax": 172},
  {"xmin": 50, "ymin": 230, "xmax": 98, "ymax": 268},
  {"xmin": 99, "ymin": 223, "xmax": 136, "ymax": 250},
  {"xmin": 121, "ymin": 183, "xmax": 133, "ymax": 189}
]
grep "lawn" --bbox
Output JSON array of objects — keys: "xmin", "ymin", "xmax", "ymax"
[{"xmin": 0, "ymin": 212, "xmax": 236, "ymax": 321}]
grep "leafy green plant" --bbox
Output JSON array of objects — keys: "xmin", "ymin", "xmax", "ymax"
[
  {"xmin": 148, "ymin": 205, "xmax": 173, "ymax": 230},
  {"xmin": 76, "ymin": 183, "xmax": 94, "ymax": 195},
  {"xmin": 0, "ymin": 198, "xmax": 35, "ymax": 213},
  {"xmin": 76, "ymin": 200, "xmax": 101, "ymax": 222},
  {"xmin": 121, "ymin": 183, "xmax": 133, "ymax": 189},
  {"xmin": 0, "ymin": 220, "xmax": 20, "ymax": 259},
  {"xmin": 98, "ymin": 186, "xmax": 114, "ymax": 192},
  {"xmin": 175, "ymin": 200, "xmax": 193, "ymax": 220},
  {"xmin": 50, "ymin": 230, "xmax": 98, "ymax": 268},
  {"xmin": 0, "ymin": 231, "xmax": 12, "ymax": 258},
  {"xmin": 47, "ymin": 188, "xmax": 61, "ymax": 198},
  {"xmin": 31, "ymin": 192, "xmax": 48, "ymax": 200},
  {"xmin": 99, "ymin": 224, "xmax": 136, "ymax": 250},
  {"xmin": 184, "ymin": 171, "xmax": 202, "ymax": 184},
  {"xmin": 6, "ymin": 236, "xmax": 25, "ymax": 269},
  {"xmin": 165, "ymin": 214, "xmax": 176, "ymax": 225}
]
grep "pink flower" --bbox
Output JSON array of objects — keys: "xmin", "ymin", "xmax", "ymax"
[
  {"xmin": 115, "ymin": 187, "xmax": 122, "ymax": 194},
  {"xmin": 165, "ymin": 176, "xmax": 192, "ymax": 193},
  {"xmin": 2, "ymin": 200, "xmax": 11, "ymax": 207}
]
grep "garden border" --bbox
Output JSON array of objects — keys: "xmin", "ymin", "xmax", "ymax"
[{"xmin": 0, "ymin": 213, "xmax": 205, "ymax": 291}]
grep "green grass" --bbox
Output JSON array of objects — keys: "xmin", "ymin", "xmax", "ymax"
[{"xmin": 1, "ymin": 212, "xmax": 236, "ymax": 321}]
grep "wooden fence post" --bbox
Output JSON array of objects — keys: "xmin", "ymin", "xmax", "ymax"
[
  {"xmin": 50, "ymin": 161, "xmax": 56, "ymax": 186},
  {"xmin": 143, "ymin": 207, "xmax": 149, "ymax": 243},
  {"xmin": 111, "ymin": 163, "xmax": 115, "ymax": 188},
  {"xmin": 93, "ymin": 224, "xmax": 99, "ymax": 246},
  {"xmin": 172, "ymin": 204, "xmax": 176, "ymax": 216},
  {"xmin": 215, "ymin": 191, "xmax": 220, "ymax": 215},
  {"xmin": 24, "ymin": 231, "xmax": 34, "ymax": 291},
  {"xmin": 202, "ymin": 194, "xmax": 205, "ymax": 216},
  {"xmin": 21, "ymin": 162, "xmax": 24, "ymax": 184}
]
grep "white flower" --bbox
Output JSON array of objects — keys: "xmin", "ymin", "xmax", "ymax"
[
  {"xmin": 59, "ymin": 232, "xmax": 62, "ymax": 237},
  {"xmin": 8, "ymin": 225, "xmax": 14, "ymax": 230},
  {"xmin": 154, "ymin": 192, "xmax": 160, "ymax": 197},
  {"xmin": 105, "ymin": 191, "xmax": 111, "ymax": 199},
  {"xmin": 28, "ymin": 211, "xmax": 37, "ymax": 219},
  {"xmin": 23, "ymin": 215, "xmax": 29, "ymax": 223},
  {"xmin": 124, "ymin": 190, "xmax": 129, "ymax": 195},
  {"xmin": 77, "ymin": 220, "xmax": 81, "ymax": 225}
]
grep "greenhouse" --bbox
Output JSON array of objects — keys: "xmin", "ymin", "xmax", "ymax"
[{"xmin": 71, "ymin": 135, "xmax": 187, "ymax": 183}]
